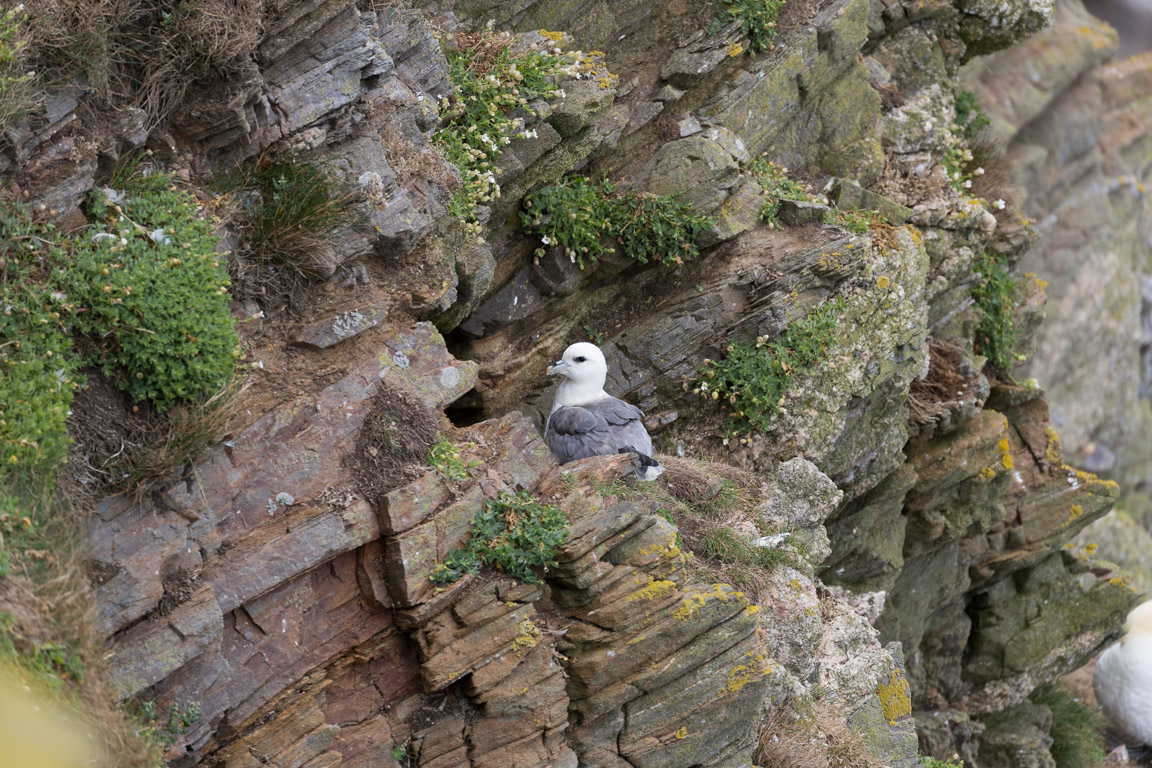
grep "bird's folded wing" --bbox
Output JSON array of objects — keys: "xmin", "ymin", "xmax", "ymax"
[{"xmin": 546, "ymin": 398, "xmax": 651, "ymax": 465}]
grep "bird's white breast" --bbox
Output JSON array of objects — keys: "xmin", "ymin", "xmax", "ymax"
[{"xmin": 1094, "ymin": 633, "xmax": 1152, "ymax": 745}]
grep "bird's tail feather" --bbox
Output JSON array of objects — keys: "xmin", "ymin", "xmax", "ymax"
[{"xmin": 618, "ymin": 448, "xmax": 664, "ymax": 481}]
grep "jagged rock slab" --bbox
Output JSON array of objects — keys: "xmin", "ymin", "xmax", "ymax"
[
  {"xmin": 89, "ymin": 322, "xmax": 475, "ymax": 634},
  {"xmin": 293, "ymin": 304, "xmax": 388, "ymax": 349}
]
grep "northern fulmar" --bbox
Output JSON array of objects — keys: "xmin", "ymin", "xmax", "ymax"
[{"xmin": 544, "ymin": 342, "xmax": 663, "ymax": 480}]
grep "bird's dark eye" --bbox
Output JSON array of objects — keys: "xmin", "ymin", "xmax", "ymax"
[{"xmin": 574, "ymin": 356, "xmax": 587, "ymax": 363}]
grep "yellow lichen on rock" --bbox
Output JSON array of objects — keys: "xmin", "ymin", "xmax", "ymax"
[
  {"xmin": 876, "ymin": 669, "xmax": 912, "ymax": 725},
  {"xmin": 626, "ymin": 578, "xmax": 678, "ymax": 603}
]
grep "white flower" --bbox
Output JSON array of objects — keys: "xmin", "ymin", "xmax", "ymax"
[
  {"xmin": 150, "ymin": 228, "xmax": 171, "ymax": 245},
  {"xmin": 962, "ymin": 179, "xmax": 972, "ymax": 189},
  {"xmin": 994, "ymin": 199, "xmax": 1006, "ymax": 210},
  {"xmin": 541, "ymin": 235, "xmax": 553, "ymax": 245},
  {"xmin": 975, "ymin": 167, "xmax": 985, "ymax": 176}
]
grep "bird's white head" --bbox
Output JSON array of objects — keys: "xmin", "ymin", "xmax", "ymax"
[
  {"xmin": 1126, "ymin": 599, "xmax": 1152, "ymax": 638},
  {"xmin": 548, "ymin": 342, "xmax": 608, "ymax": 408}
]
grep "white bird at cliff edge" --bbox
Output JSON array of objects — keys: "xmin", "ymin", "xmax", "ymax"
[
  {"xmin": 1094, "ymin": 599, "xmax": 1152, "ymax": 751},
  {"xmin": 544, "ymin": 342, "xmax": 663, "ymax": 480}
]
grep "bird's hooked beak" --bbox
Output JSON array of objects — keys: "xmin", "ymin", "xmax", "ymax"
[{"xmin": 547, "ymin": 359, "xmax": 568, "ymax": 376}]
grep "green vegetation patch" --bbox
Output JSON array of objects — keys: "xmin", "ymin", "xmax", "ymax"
[
  {"xmin": 223, "ymin": 156, "xmax": 355, "ymax": 280},
  {"xmin": 954, "ymin": 90, "xmax": 991, "ymax": 141},
  {"xmin": 1032, "ymin": 687, "xmax": 1106, "ymax": 768},
  {"xmin": 749, "ymin": 157, "xmax": 815, "ymax": 226},
  {"xmin": 521, "ymin": 174, "xmax": 714, "ymax": 267},
  {"xmin": 430, "ymin": 491, "xmax": 568, "ymax": 585},
  {"xmin": 427, "ymin": 437, "xmax": 479, "ymax": 484},
  {"xmin": 698, "ymin": 297, "xmax": 845, "ymax": 434},
  {"xmin": 0, "ymin": 209, "xmax": 81, "ymax": 482},
  {"xmin": 0, "ymin": 611, "xmax": 86, "ymax": 695},
  {"xmin": 971, "ymin": 251, "xmax": 1017, "ymax": 371},
  {"xmin": 920, "ymin": 755, "xmax": 965, "ymax": 768},
  {"xmin": 712, "ymin": 0, "xmax": 785, "ymax": 54},
  {"xmin": 436, "ymin": 29, "xmax": 569, "ymax": 225},
  {"xmin": 60, "ymin": 163, "xmax": 240, "ymax": 411}
]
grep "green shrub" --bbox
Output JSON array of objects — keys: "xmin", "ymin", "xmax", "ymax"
[
  {"xmin": 698, "ymin": 297, "xmax": 845, "ymax": 434},
  {"xmin": 611, "ymin": 189, "xmax": 714, "ymax": 266},
  {"xmin": 749, "ymin": 157, "xmax": 815, "ymax": 225},
  {"xmin": 430, "ymin": 491, "xmax": 568, "ymax": 585},
  {"xmin": 954, "ymin": 91, "xmax": 990, "ymax": 141},
  {"xmin": 0, "ymin": 4, "xmax": 37, "ymax": 133},
  {"xmin": 436, "ymin": 29, "xmax": 570, "ymax": 225},
  {"xmin": 521, "ymin": 175, "xmax": 714, "ymax": 268},
  {"xmin": 521, "ymin": 175, "xmax": 615, "ymax": 265},
  {"xmin": 971, "ymin": 252, "xmax": 1017, "ymax": 370},
  {"xmin": 136, "ymin": 699, "xmax": 203, "ymax": 751},
  {"xmin": 1032, "ymin": 687, "xmax": 1106, "ymax": 768},
  {"xmin": 713, "ymin": 0, "xmax": 785, "ymax": 54},
  {"xmin": 61, "ymin": 163, "xmax": 239, "ymax": 411},
  {"xmin": 224, "ymin": 156, "xmax": 355, "ymax": 278},
  {"xmin": 0, "ymin": 205, "xmax": 81, "ymax": 483}
]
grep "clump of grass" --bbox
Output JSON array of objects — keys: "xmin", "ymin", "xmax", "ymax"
[
  {"xmin": 756, "ymin": 697, "xmax": 885, "ymax": 768},
  {"xmin": 521, "ymin": 174, "xmax": 714, "ymax": 268},
  {"xmin": 60, "ymin": 161, "xmax": 240, "ymax": 411},
  {"xmin": 697, "ymin": 298, "xmax": 846, "ymax": 435},
  {"xmin": 436, "ymin": 28, "xmax": 569, "ymax": 227},
  {"xmin": 920, "ymin": 756, "xmax": 964, "ymax": 768},
  {"xmin": 222, "ymin": 156, "xmax": 357, "ymax": 299},
  {"xmin": 749, "ymin": 157, "xmax": 818, "ymax": 226},
  {"xmin": 1032, "ymin": 687, "xmax": 1106, "ymax": 768},
  {"xmin": 0, "ymin": 4, "xmax": 38, "ymax": 133},
  {"xmin": 971, "ymin": 251, "xmax": 1017, "ymax": 371},
  {"xmin": 429, "ymin": 491, "xmax": 568, "ymax": 585},
  {"xmin": 427, "ymin": 436, "xmax": 479, "ymax": 484},
  {"xmin": 710, "ymin": 0, "xmax": 785, "ymax": 54},
  {"xmin": 116, "ymin": 373, "xmax": 245, "ymax": 493}
]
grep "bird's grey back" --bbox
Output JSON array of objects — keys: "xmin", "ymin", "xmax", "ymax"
[{"xmin": 545, "ymin": 396, "xmax": 652, "ymax": 465}]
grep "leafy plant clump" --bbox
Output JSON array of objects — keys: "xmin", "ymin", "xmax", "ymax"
[
  {"xmin": 823, "ymin": 208, "xmax": 872, "ymax": 235},
  {"xmin": 749, "ymin": 157, "xmax": 816, "ymax": 226},
  {"xmin": 136, "ymin": 699, "xmax": 203, "ymax": 752},
  {"xmin": 713, "ymin": 0, "xmax": 785, "ymax": 54},
  {"xmin": 954, "ymin": 90, "xmax": 991, "ymax": 141},
  {"xmin": 429, "ymin": 491, "xmax": 568, "ymax": 585},
  {"xmin": 698, "ymin": 297, "xmax": 846, "ymax": 434},
  {"xmin": 971, "ymin": 252, "xmax": 1017, "ymax": 370},
  {"xmin": 427, "ymin": 437, "xmax": 479, "ymax": 484},
  {"xmin": 521, "ymin": 175, "xmax": 714, "ymax": 268},
  {"xmin": 0, "ymin": 206, "xmax": 82, "ymax": 483},
  {"xmin": 436, "ymin": 29, "xmax": 569, "ymax": 226},
  {"xmin": 60, "ymin": 163, "xmax": 240, "ymax": 411}
]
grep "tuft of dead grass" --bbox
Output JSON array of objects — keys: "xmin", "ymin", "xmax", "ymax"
[
  {"xmin": 906, "ymin": 339, "xmax": 980, "ymax": 437},
  {"xmin": 25, "ymin": 0, "xmax": 263, "ymax": 122},
  {"xmin": 1, "ymin": 486, "xmax": 164, "ymax": 768},
  {"xmin": 756, "ymin": 697, "xmax": 886, "ymax": 768},
  {"xmin": 352, "ymin": 381, "xmax": 442, "ymax": 502},
  {"xmin": 66, "ymin": 371, "xmax": 247, "ymax": 500}
]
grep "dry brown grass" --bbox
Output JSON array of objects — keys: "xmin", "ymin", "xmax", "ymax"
[
  {"xmin": 1, "ymin": 489, "xmax": 162, "ymax": 768},
  {"xmin": 0, "ymin": 5, "xmax": 39, "ymax": 135},
  {"xmin": 118, "ymin": 372, "xmax": 247, "ymax": 495},
  {"xmin": 756, "ymin": 697, "xmax": 885, "ymax": 768},
  {"xmin": 25, "ymin": 0, "xmax": 262, "ymax": 121},
  {"xmin": 907, "ymin": 339, "xmax": 979, "ymax": 436}
]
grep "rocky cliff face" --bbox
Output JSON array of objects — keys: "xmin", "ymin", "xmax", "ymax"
[{"xmin": 5, "ymin": 0, "xmax": 1149, "ymax": 766}]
